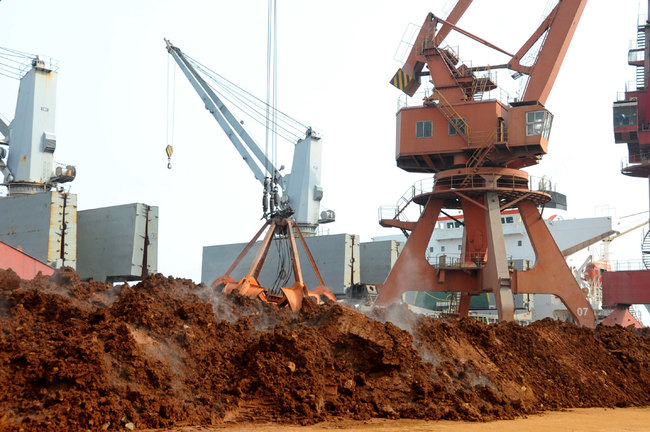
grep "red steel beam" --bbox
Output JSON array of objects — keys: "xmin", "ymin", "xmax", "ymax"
[
  {"xmin": 0, "ymin": 241, "xmax": 54, "ymax": 279},
  {"xmin": 602, "ymin": 270, "xmax": 650, "ymax": 306}
]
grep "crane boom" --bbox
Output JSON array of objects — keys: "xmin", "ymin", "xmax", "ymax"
[
  {"xmin": 165, "ymin": 39, "xmax": 333, "ymax": 234},
  {"xmin": 509, "ymin": 0, "xmax": 588, "ymax": 105},
  {"xmin": 392, "ymin": 0, "xmax": 587, "ymax": 107},
  {"xmin": 165, "ymin": 40, "xmax": 280, "ymax": 185}
]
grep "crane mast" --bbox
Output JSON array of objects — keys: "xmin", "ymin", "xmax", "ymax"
[{"xmin": 0, "ymin": 56, "xmax": 76, "ymax": 196}]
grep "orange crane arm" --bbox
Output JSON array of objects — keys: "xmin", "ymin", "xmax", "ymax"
[
  {"xmin": 390, "ymin": 0, "xmax": 473, "ymax": 96},
  {"xmin": 391, "ymin": 0, "xmax": 587, "ymax": 107},
  {"xmin": 434, "ymin": 0, "xmax": 474, "ymax": 45},
  {"xmin": 508, "ymin": 0, "xmax": 589, "ymax": 105}
]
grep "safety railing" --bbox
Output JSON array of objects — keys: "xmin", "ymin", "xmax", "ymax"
[
  {"xmin": 436, "ymin": 171, "xmax": 529, "ymax": 191},
  {"xmin": 396, "ymin": 88, "xmax": 433, "ymax": 111},
  {"xmin": 379, "ymin": 173, "xmax": 559, "ymax": 225},
  {"xmin": 465, "ymin": 129, "xmax": 497, "ymax": 169},
  {"xmin": 470, "ymin": 67, "xmax": 496, "ymax": 101},
  {"xmin": 428, "ymin": 252, "xmax": 514, "ymax": 269},
  {"xmin": 378, "ymin": 205, "xmax": 399, "ymax": 223},
  {"xmin": 393, "ymin": 22, "xmax": 421, "ymax": 64},
  {"xmin": 609, "ymin": 260, "xmax": 646, "ymax": 272},
  {"xmin": 18, "ymin": 56, "xmax": 59, "ymax": 77},
  {"xmin": 622, "ymin": 151, "xmax": 650, "ymax": 170},
  {"xmin": 529, "ymin": 175, "xmax": 558, "ymax": 192},
  {"xmin": 378, "ymin": 177, "xmax": 435, "ymax": 223}
]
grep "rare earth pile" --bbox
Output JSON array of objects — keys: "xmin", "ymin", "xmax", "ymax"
[{"xmin": 0, "ymin": 268, "xmax": 649, "ymax": 431}]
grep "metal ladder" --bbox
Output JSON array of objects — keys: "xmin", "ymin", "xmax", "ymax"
[
  {"xmin": 458, "ymin": 129, "xmax": 497, "ymax": 188},
  {"xmin": 433, "ymin": 89, "xmax": 470, "ymax": 143},
  {"xmin": 471, "ymin": 66, "xmax": 492, "ymax": 101}
]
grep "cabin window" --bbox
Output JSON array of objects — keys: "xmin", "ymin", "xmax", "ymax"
[
  {"xmin": 448, "ymin": 118, "xmax": 466, "ymax": 136},
  {"xmin": 518, "ymin": 240, "xmax": 523, "ymax": 247},
  {"xmin": 457, "ymin": 244, "xmax": 462, "ymax": 251},
  {"xmin": 441, "ymin": 246, "xmax": 446, "ymax": 252},
  {"xmin": 416, "ymin": 120, "xmax": 433, "ymax": 138},
  {"xmin": 447, "ymin": 222, "xmax": 454, "ymax": 228},
  {"xmin": 505, "ymin": 216, "xmax": 514, "ymax": 223},
  {"xmin": 429, "ymin": 246, "xmax": 434, "ymax": 252},
  {"xmin": 613, "ymin": 103, "xmax": 637, "ymax": 128},
  {"xmin": 526, "ymin": 110, "xmax": 553, "ymax": 139}
]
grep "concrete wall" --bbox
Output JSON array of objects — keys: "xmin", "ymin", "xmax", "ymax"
[
  {"xmin": 360, "ymin": 240, "xmax": 403, "ymax": 284},
  {"xmin": 0, "ymin": 191, "xmax": 76, "ymax": 268},
  {"xmin": 77, "ymin": 203, "xmax": 158, "ymax": 282}
]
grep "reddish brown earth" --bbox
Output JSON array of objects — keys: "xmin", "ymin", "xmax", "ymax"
[{"xmin": 0, "ymin": 267, "xmax": 649, "ymax": 431}]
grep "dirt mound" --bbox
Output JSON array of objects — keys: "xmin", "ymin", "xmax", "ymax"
[{"xmin": 0, "ymin": 268, "xmax": 649, "ymax": 431}]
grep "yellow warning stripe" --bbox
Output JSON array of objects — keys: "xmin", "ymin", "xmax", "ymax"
[{"xmin": 390, "ymin": 68, "xmax": 412, "ymax": 90}]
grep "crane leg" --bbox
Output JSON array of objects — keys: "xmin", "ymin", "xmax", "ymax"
[
  {"xmin": 483, "ymin": 191, "xmax": 515, "ymax": 322},
  {"xmin": 513, "ymin": 200, "xmax": 595, "ymax": 328},
  {"xmin": 375, "ymin": 198, "xmax": 444, "ymax": 306}
]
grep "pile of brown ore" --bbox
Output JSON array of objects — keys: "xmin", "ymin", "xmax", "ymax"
[{"xmin": 0, "ymin": 268, "xmax": 649, "ymax": 431}]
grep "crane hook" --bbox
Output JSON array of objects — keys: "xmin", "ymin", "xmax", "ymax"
[{"xmin": 165, "ymin": 145, "xmax": 174, "ymax": 170}]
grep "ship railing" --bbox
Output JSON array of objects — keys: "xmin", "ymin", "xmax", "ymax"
[{"xmin": 609, "ymin": 260, "xmax": 646, "ymax": 272}]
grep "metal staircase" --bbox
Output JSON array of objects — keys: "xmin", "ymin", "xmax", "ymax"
[
  {"xmin": 471, "ymin": 67, "xmax": 493, "ymax": 101},
  {"xmin": 642, "ymin": 229, "xmax": 650, "ymax": 269},
  {"xmin": 378, "ymin": 178, "xmax": 435, "ymax": 234},
  {"xmin": 457, "ymin": 129, "xmax": 497, "ymax": 188},
  {"xmin": 629, "ymin": 305, "xmax": 643, "ymax": 324},
  {"xmin": 636, "ymin": 28, "xmax": 646, "ymax": 89}
]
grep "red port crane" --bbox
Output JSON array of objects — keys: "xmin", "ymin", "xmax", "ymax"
[{"xmin": 378, "ymin": 0, "xmax": 594, "ymax": 327}]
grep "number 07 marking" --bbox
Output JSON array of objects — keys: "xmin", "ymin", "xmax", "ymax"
[{"xmin": 577, "ymin": 307, "xmax": 589, "ymax": 317}]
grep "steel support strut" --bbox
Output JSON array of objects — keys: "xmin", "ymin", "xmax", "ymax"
[
  {"xmin": 375, "ymin": 167, "xmax": 595, "ymax": 327},
  {"xmin": 212, "ymin": 216, "xmax": 336, "ymax": 311},
  {"xmin": 512, "ymin": 200, "xmax": 595, "ymax": 327},
  {"xmin": 483, "ymin": 191, "xmax": 515, "ymax": 321},
  {"xmin": 374, "ymin": 198, "xmax": 444, "ymax": 306},
  {"xmin": 280, "ymin": 219, "xmax": 309, "ymax": 312},
  {"xmin": 210, "ymin": 221, "xmax": 270, "ymax": 290},
  {"xmin": 223, "ymin": 221, "xmax": 277, "ymax": 299}
]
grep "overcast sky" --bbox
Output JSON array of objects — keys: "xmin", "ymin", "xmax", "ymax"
[{"xmin": 0, "ymin": 0, "xmax": 647, "ymax": 282}]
